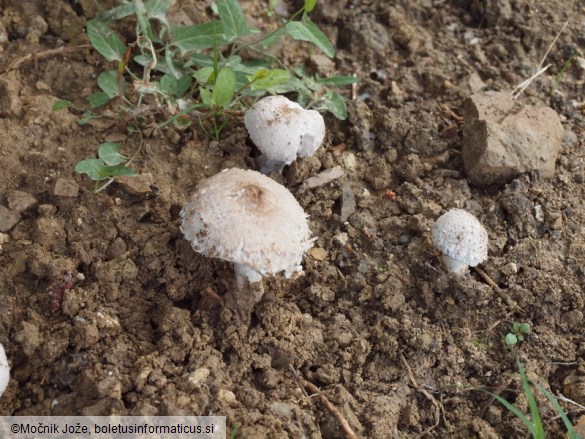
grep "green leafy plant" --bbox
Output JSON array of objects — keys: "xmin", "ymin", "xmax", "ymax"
[
  {"xmin": 505, "ymin": 322, "xmax": 531, "ymax": 347},
  {"xmin": 75, "ymin": 0, "xmax": 356, "ymax": 188},
  {"xmin": 480, "ymin": 355, "xmax": 578, "ymax": 439},
  {"xmin": 82, "ymin": 0, "xmax": 355, "ymax": 127},
  {"xmin": 75, "ymin": 142, "xmax": 139, "ymax": 193}
]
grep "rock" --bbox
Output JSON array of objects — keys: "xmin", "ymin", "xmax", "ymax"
[
  {"xmin": 340, "ymin": 183, "xmax": 356, "ymax": 222},
  {"xmin": 309, "ymin": 247, "xmax": 328, "ymax": 261},
  {"xmin": 0, "ymin": 205, "xmax": 21, "ymax": 232},
  {"xmin": 7, "ymin": 190, "xmax": 38, "ymax": 213},
  {"xmin": 117, "ymin": 173, "xmax": 154, "ymax": 196},
  {"xmin": 0, "ymin": 72, "xmax": 23, "ymax": 117},
  {"xmin": 107, "ymin": 237, "xmax": 127, "ymax": 260},
  {"xmin": 53, "ymin": 177, "xmax": 79, "ymax": 198},
  {"xmin": 305, "ymin": 166, "xmax": 344, "ymax": 188},
  {"xmin": 462, "ymin": 92, "xmax": 563, "ymax": 185}
]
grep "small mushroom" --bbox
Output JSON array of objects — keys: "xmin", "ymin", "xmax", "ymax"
[
  {"xmin": 431, "ymin": 208, "xmax": 488, "ymax": 275},
  {"xmin": 244, "ymin": 95, "xmax": 325, "ymax": 174},
  {"xmin": 180, "ymin": 168, "xmax": 314, "ymax": 301},
  {"xmin": 0, "ymin": 343, "xmax": 9, "ymax": 397}
]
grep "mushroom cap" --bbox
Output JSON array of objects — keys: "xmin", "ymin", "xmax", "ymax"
[
  {"xmin": 0, "ymin": 342, "xmax": 9, "ymax": 397},
  {"xmin": 180, "ymin": 168, "xmax": 314, "ymax": 277},
  {"xmin": 244, "ymin": 95, "xmax": 325, "ymax": 164},
  {"xmin": 431, "ymin": 208, "xmax": 488, "ymax": 267}
]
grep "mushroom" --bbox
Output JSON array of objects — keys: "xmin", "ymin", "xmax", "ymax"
[
  {"xmin": 180, "ymin": 168, "xmax": 314, "ymax": 301},
  {"xmin": 0, "ymin": 343, "xmax": 9, "ymax": 397},
  {"xmin": 431, "ymin": 208, "xmax": 488, "ymax": 275},
  {"xmin": 244, "ymin": 95, "xmax": 325, "ymax": 174}
]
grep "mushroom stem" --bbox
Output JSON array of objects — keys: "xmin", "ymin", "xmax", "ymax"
[
  {"xmin": 442, "ymin": 254, "xmax": 469, "ymax": 275},
  {"xmin": 234, "ymin": 263, "xmax": 265, "ymax": 302},
  {"xmin": 256, "ymin": 154, "xmax": 287, "ymax": 175}
]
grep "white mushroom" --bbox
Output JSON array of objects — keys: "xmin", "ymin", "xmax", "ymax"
[
  {"xmin": 244, "ymin": 95, "xmax": 325, "ymax": 174},
  {"xmin": 0, "ymin": 343, "xmax": 9, "ymax": 397},
  {"xmin": 180, "ymin": 168, "xmax": 314, "ymax": 301},
  {"xmin": 431, "ymin": 208, "xmax": 488, "ymax": 275}
]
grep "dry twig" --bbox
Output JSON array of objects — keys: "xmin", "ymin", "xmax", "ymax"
[
  {"xmin": 4, "ymin": 45, "xmax": 92, "ymax": 73},
  {"xmin": 400, "ymin": 353, "xmax": 441, "ymax": 436},
  {"xmin": 300, "ymin": 378, "xmax": 358, "ymax": 439},
  {"xmin": 473, "ymin": 266, "xmax": 520, "ymax": 311},
  {"xmin": 511, "ymin": 21, "xmax": 568, "ymax": 99}
]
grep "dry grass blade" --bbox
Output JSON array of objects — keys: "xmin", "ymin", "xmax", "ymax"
[{"xmin": 511, "ymin": 20, "xmax": 568, "ymax": 99}]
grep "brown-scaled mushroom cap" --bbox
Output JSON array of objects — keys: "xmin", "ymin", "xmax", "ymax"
[{"xmin": 180, "ymin": 168, "xmax": 314, "ymax": 277}]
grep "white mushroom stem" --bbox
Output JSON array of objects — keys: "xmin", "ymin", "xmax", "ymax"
[
  {"xmin": 256, "ymin": 154, "xmax": 288, "ymax": 175},
  {"xmin": 234, "ymin": 263, "xmax": 265, "ymax": 302},
  {"xmin": 442, "ymin": 254, "xmax": 469, "ymax": 275}
]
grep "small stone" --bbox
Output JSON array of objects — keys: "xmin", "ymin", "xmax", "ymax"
[
  {"xmin": 218, "ymin": 389, "xmax": 237, "ymax": 405},
  {"xmin": 0, "ymin": 205, "xmax": 20, "ymax": 232},
  {"xmin": 38, "ymin": 204, "xmax": 57, "ymax": 217},
  {"xmin": 462, "ymin": 91, "xmax": 563, "ymax": 185},
  {"xmin": 305, "ymin": 166, "xmax": 344, "ymax": 188},
  {"xmin": 7, "ymin": 190, "xmax": 38, "ymax": 213},
  {"xmin": 309, "ymin": 247, "xmax": 328, "ymax": 261},
  {"xmin": 0, "ymin": 71, "xmax": 23, "ymax": 117},
  {"xmin": 107, "ymin": 237, "xmax": 128, "ymax": 260},
  {"xmin": 53, "ymin": 178, "xmax": 79, "ymax": 198},
  {"xmin": 0, "ymin": 206, "xmax": 21, "ymax": 232},
  {"xmin": 117, "ymin": 173, "xmax": 154, "ymax": 196},
  {"xmin": 188, "ymin": 368, "xmax": 210, "ymax": 387},
  {"xmin": 340, "ymin": 183, "xmax": 356, "ymax": 222},
  {"xmin": 563, "ymin": 310, "xmax": 583, "ymax": 326}
]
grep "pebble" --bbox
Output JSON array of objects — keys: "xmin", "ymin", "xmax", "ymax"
[
  {"xmin": 340, "ymin": 182, "xmax": 356, "ymax": 222},
  {"xmin": 7, "ymin": 190, "xmax": 38, "ymax": 213},
  {"xmin": 305, "ymin": 166, "xmax": 344, "ymax": 188},
  {"xmin": 117, "ymin": 173, "xmax": 154, "ymax": 196},
  {"xmin": 0, "ymin": 205, "xmax": 21, "ymax": 232},
  {"xmin": 53, "ymin": 177, "xmax": 79, "ymax": 198},
  {"xmin": 107, "ymin": 237, "xmax": 128, "ymax": 260},
  {"xmin": 462, "ymin": 91, "xmax": 563, "ymax": 185}
]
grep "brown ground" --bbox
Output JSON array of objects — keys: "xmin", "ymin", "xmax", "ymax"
[{"xmin": 1, "ymin": 0, "xmax": 585, "ymax": 438}]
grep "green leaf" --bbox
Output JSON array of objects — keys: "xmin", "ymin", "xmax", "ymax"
[
  {"xmin": 519, "ymin": 323, "xmax": 531, "ymax": 334},
  {"xmin": 304, "ymin": 0, "xmax": 317, "ymax": 12},
  {"xmin": 532, "ymin": 381, "xmax": 578, "ymax": 438},
  {"xmin": 176, "ymin": 75, "xmax": 193, "ymax": 96},
  {"xmin": 100, "ymin": 164, "xmax": 139, "ymax": 178},
  {"xmin": 193, "ymin": 66, "xmax": 215, "ymax": 84},
  {"xmin": 172, "ymin": 22, "xmax": 228, "ymax": 54},
  {"xmin": 248, "ymin": 69, "xmax": 291, "ymax": 90},
  {"xmin": 199, "ymin": 87, "xmax": 213, "ymax": 106},
  {"xmin": 97, "ymin": 70, "xmax": 120, "ymax": 98},
  {"xmin": 87, "ymin": 91, "xmax": 110, "ymax": 108},
  {"xmin": 52, "ymin": 100, "xmax": 71, "ymax": 111},
  {"xmin": 504, "ymin": 333, "xmax": 518, "ymax": 346},
  {"xmin": 78, "ymin": 111, "xmax": 96, "ymax": 125},
  {"xmin": 312, "ymin": 92, "xmax": 348, "ymax": 120},
  {"xmin": 315, "ymin": 75, "xmax": 359, "ymax": 87},
  {"xmin": 286, "ymin": 15, "xmax": 334, "ymax": 58},
  {"xmin": 145, "ymin": 0, "xmax": 173, "ymax": 26},
  {"xmin": 212, "ymin": 66, "xmax": 236, "ymax": 107},
  {"xmin": 98, "ymin": 142, "xmax": 126, "ymax": 166},
  {"xmin": 478, "ymin": 389, "xmax": 536, "ymax": 436},
  {"xmin": 95, "ymin": 4, "xmax": 135, "ymax": 23},
  {"xmin": 87, "ymin": 20, "xmax": 126, "ymax": 62},
  {"xmin": 517, "ymin": 357, "xmax": 545, "ymax": 438},
  {"xmin": 134, "ymin": 0, "xmax": 156, "ymax": 41},
  {"xmin": 160, "ymin": 74, "xmax": 178, "ymax": 95},
  {"xmin": 217, "ymin": 0, "xmax": 250, "ymax": 42},
  {"xmin": 75, "ymin": 159, "xmax": 106, "ymax": 181}
]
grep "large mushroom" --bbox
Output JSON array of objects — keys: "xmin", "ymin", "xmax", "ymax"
[
  {"xmin": 180, "ymin": 168, "xmax": 314, "ymax": 301},
  {"xmin": 431, "ymin": 208, "xmax": 488, "ymax": 275},
  {"xmin": 244, "ymin": 95, "xmax": 325, "ymax": 174}
]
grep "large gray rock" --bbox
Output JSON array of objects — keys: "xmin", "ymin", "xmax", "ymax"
[{"xmin": 462, "ymin": 92, "xmax": 563, "ymax": 185}]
